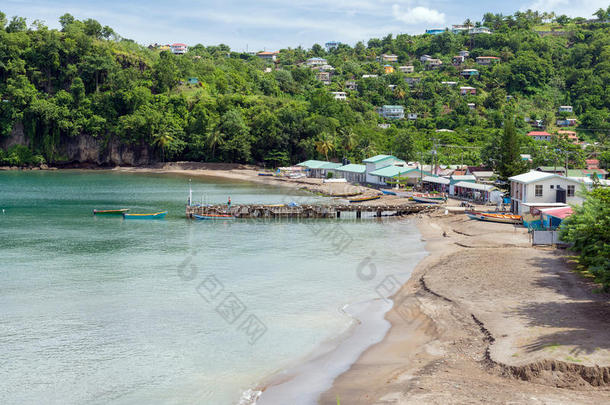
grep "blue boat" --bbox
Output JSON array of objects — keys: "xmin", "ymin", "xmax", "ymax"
[
  {"xmin": 192, "ymin": 213, "xmax": 234, "ymax": 220},
  {"xmin": 380, "ymin": 189, "xmax": 397, "ymax": 196},
  {"xmin": 412, "ymin": 196, "xmax": 444, "ymax": 204},
  {"xmin": 123, "ymin": 211, "xmax": 168, "ymax": 220}
]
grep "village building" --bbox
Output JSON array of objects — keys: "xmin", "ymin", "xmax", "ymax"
[
  {"xmin": 384, "ymin": 65, "xmax": 395, "ymax": 74},
  {"xmin": 459, "ymin": 50, "xmax": 470, "ymax": 57},
  {"xmin": 509, "ymin": 171, "xmax": 585, "ymax": 215},
  {"xmin": 377, "ymin": 105, "xmax": 404, "ymax": 120},
  {"xmin": 425, "ymin": 58, "xmax": 443, "ymax": 69},
  {"xmin": 586, "ymin": 159, "xmax": 599, "ymax": 170},
  {"xmin": 334, "ymin": 164, "xmax": 366, "ymax": 183},
  {"xmin": 556, "ymin": 118, "xmax": 577, "ymax": 127},
  {"xmin": 377, "ymin": 123, "xmax": 391, "ymax": 129},
  {"xmin": 398, "ymin": 65, "xmax": 414, "ymax": 73},
  {"xmin": 407, "ymin": 112, "xmax": 418, "ymax": 120},
  {"xmin": 362, "ymin": 155, "xmax": 405, "ymax": 184},
  {"xmin": 381, "ymin": 54, "xmax": 398, "ymax": 62},
  {"xmin": 527, "ymin": 131, "xmax": 553, "ymax": 141},
  {"xmin": 442, "ymin": 81, "xmax": 458, "ymax": 86},
  {"xmin": 451, "ymin": 25, "xmax": 473, "ymax": 34},
  {"xmin": 317, "ymin": 71, "xmax": 331, "ymax": 85},
  {"xmin": 325, "ymin": 41, "xmax": 340, "ymax": 51},
  {"xmin": 345, "ymin": 80, "xmax": 358, "ymax": 90},
  {"xmin": 460, "ymin": 69, "xmax": 479, "ymax": 78},
  {"xmin": 460, "ymin": 86, "xmax": 476, "ymax": 95},
  {"xmin": 405, "ymin": 77, "xmax": 421, "ymax": 86},
  {"xmin": 170, "ymin": 43, "xmax": 188, "ymax": 55},
  {"xmin": 419, "ymin": 55, "xmax": 432, "ymax": 63},
  {"xmin": 306, "ymin": 57, "xmax": 328, "ymax": 66},
  {"xmin": 557, "ymin": 130, "xmax": 579, "ymax": 143},
  {"xmin": 331, "ymin": 91, "xmax": 347, "ymax": 101},
  {"xmin": 452, "ymin": 181, "xmax": 498, "ymax": 203},
  {"xmin": 297, "ymin": 160, "xmax": 342, "ymax": 178},
  {"xmin": 425, "ymin": 29, "xmax": 445, "ymax": 35},
  {"xmin": 558, "ymin": 105, "xmax": 573, "ymax": 113},
  {"xmin": 362, "ymin": 74, "xmax": 378, "ymax": 78},
  {"xmin": 257, "ymin": 51, "xmax": 279, "ymax": 61},
  {"xmin": 467, "ymin": 103, "xmax": 476, "ymax": 110},
  {"xmin": 452, "ymin": 55, "xmax": 466, "ymax": 65},
  {"xmin": 469, "ymin": 27, "xmax": 492, "ymax": 34},
  {"xmin": 476, "ymin": 56, "xmax": 500, "ymax": 65},
  {"xmin": 422, "ymin": 175, "xmax": 450, "ymax": 193}
]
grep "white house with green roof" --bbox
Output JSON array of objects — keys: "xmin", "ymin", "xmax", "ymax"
[
  {"xmin": 369, "ymin": 166, "xmax": 430, "ymax": 186},
  {"xmin": 335, "ymin": 164, "xmax": 366, "ymax": 183},
  {"xmin": 297, "ymin": 160, "xmax": 342, "ymax": 178},
  {"xmin": 363, "ymin": 155, "xmax": 405, "ymax": 184}
]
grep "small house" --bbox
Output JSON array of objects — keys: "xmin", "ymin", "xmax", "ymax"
[
  {"xmin": 378, "ymin": 105, "xmax": 404, "ymax": 120},
  {"xmin": 335, "ymin": 164, "xmax": 366, "ymax": 183},
  {"xmin": 407, "ymin": 112, "xmax": 418, "ymax": 120},
  {"xmin": 509, "ymin": 171, "xmax": 585, "ymax": 215},
  {"xmin": 362, "ymin": 74, "xmax": 378, "ymax": 78},
  {"xmin": 325, "ymin": 41, "xmax": 340, "ymax": 51},
  {"xmin": 442, "ymin": 81, "xmax": 457, "ymax": 86},
  {"xmin": 476, "ymin": 56, "xmax": 500, "ymax": 65},
  {"xmin": 556, "ymin": 118, "xmax": 577, "ymax": 127},
  {"xmin": 345, "ymin": 80, "xmax": 358, "ymax": 90},
  {"xmin": 425, "ymin": 58, "xmax": 443, "ymax": 69},
  {"xmin": 170, "ymin": 43, "xmax": 188, "ymax": 55},
  {"xmin": 381, "ymin": 54, "xmax": 398, "ymax": 62},
  {"xmin": 405, "ymin": 77, "xmax": 421, "ymax": 86},
  {"xmin": 458, "ymin": 50, "xmax": 470, "ymax": 57},
  {"xmin": 460, "ymin": 69, "xmax": 479, "ymax": 78},
  {"xmin": 558, "ymin": 105, "xmax": 573, "ymax": 113},
  {"xmin": 384, "ymin": 65, "xmax": 395, "ymax": 74},
  {"xmin": 306, "ymin": 57, "xmax": 328, "ymax": 66},
  {"xmin": 459, "ymin": 86, "xmax": 476, "ymax": 95},
  {"xmin": 297, "ymin": 160, "xmax": 342, "ymax": 178},
  {"xmin": 452, "ymin": 55, "xmax": 466, "ymax": 65},
  {"xmin": 422, "ymin": 175, "xmax": 450, "ymax": 193},
  {"xmin": 398, "ymin": 66, "xmax": 414, "ymax": 73},
  {"xmin": 451, "ymin": 25, "xmax": 473, "ymax": 34},
  {"xmin": 378, "ymin": 123, "xmax": 391, "ymax": 129},
  {"xmin": 331, "ymin": 91, "xmax": 347, "ymax": 101},
  {"xmin": 586, "ymin": 159, "xmax": 599, "ymax": 170},
  {"xmin": 425, "ymin": 29, "xmax": 445, "ymax": 35},
  {"xmin": 527, "ymin": 131, "xmax": 553, "ymax": 141},
  {"xmin": 257, "ymin": 51, "xmax": 279, "ymax": 61},
  {"xmin": 467, "ymin": 103, "xmax": 476, "ymax": 110},
  {"xmin": 420, "ymin": 55, "xmax": 432, "ymax": 63},
  {"xmin": 557, "ymin": 130, "xmax": 579, "ymax": 143},
  {"xmin": 317, "ymin": 71, "xmax": 331, "ymax": 85},
  {"xmin": 469, "ymin": 27, "xmax": 492, "ymax": 34}
]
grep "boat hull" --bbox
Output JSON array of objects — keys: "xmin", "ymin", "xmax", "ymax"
[
  {"xmin": 192, "ymin": 214, "xmax": 234, "ymax": 220},
  {"xmin": 93, "ymin": 209, "xmax": 130, "ymax": 215},
  {"xmin": 380, "ymin": 189, "xmax": 396, "ymax": 196},
  {"xmin": 123, "ymin": 211, "xmax": 168, "ymax": 220},
  {"xmin": 413, "ymin": 197, "xmax": 445, "ymax": 204},
  {"xmin": 466, "ymin": 212, "xmax": 522, "ymax": 224},
  {"xmin": 349, "ymin": 196, "xmax": 381, "ymax": 203}
]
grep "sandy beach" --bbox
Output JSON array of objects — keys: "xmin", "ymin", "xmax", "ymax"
[{"xmin": 319, "ymin": 213, "xmax": 610, "ymax": 404}]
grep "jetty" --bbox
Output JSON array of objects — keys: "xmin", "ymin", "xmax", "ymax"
[{"xmin": 186, "ymin": 203, "xmax": 432, "ymax": 219}]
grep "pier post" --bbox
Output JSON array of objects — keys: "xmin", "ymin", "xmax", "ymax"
[
  {"xmin": 377, "ymin": 210, "xmax": 382, "ymax": 217},
  {"xmin": 356, "ymin": 210, "xmax": 361, "ymax": 219},
  {"xmin": 337, "ymin": 211, "xmax": 341, "ymax": 218}
]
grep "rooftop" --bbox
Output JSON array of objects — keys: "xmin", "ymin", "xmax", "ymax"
[
  {"xmin": 454, "ymin": 181, "xmax": 496, "ymax": 191},
  {"xmin": 363, "ymin": 154, "xmax": 398, "ymax": 163},
  {"xmin": 422, "ymin": 175, "xmax": 450, "ymax": 185},
  {"xmin": 509, "ymin": 170, "xmax": 556, "ymax": 184},
  {"xmin": 527, "ymin": 131, "xmax": 552, "ymax": 136},
  {"xmin": 336, "ymin": 163, "xmax": 366, "ymax": 173}
]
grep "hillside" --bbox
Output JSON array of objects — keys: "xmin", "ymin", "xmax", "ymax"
[{"xmin": 0, "ymin": 9, "xmax": 609, "ymax": 169}]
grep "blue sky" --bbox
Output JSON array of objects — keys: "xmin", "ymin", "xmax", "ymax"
[{"xmin": 2, "ymin": 0, "xmax": 607, "ymax": 50}]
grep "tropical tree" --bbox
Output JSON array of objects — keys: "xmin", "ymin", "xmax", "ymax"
[{"xmin": 315, "ymin": 133, "xmax": 335, "ymax": 161}]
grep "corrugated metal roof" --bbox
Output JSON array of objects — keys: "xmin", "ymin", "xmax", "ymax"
[
  {"xmin": 336, "ymin": 164, "xmax": 366, "ymax": 173},
  {"xmin": 423, "ymin": 176, "xmax": 450, "ymax": 185},
  {"xmin": 369, "ymin": 166, "xmax": 415, "ymax": 178},
  {"xmin": 363, "ymin": 155, "xmax": 396, "ymax": 163},
  {"xmin": 540, "ymin": 207, "xmax": 573, "ymax": 219},
  {"xmin": 451, "ymin": 175, "xmax": 476, "ymax": 181},
  {"xmin": 453, "ymin": 181, "xmax": 496, "ymax": 191},
  {"xmin": 297, "ymin": 160, "xmax": 331, "ymax": 169},
  {"xmin": 509, "ymin": 170, "xmax": 556, "ymax": 184}
]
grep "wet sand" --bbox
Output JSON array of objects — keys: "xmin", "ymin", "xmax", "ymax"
[{"xmin": 319, "ymin": 213, "xmax": 610, "ymax": 404}]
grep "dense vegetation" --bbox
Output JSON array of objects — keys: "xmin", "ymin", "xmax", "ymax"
[
  {"xmin": 1, "ymin": 8, "xmax": 610, "ymax": 168},
  {"xmin": 560, "ymin": 186, "xmax": 610, "ymax": 291}
]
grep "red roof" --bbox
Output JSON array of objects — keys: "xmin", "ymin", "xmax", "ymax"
[
  {"xmin": 527, "ymin": 131, "xmax": 552, "ymax": 136},
  {"xmin": 478, "ymin": 56, "xmax": 500, "ymax": 59},
  {"xmin": 257, "ymin": 51, "xmax": 279, "ymax": 55},
  {"xmin": 171, "ymin": 43, "xmax": 187, "ymax": 47},
  {"xmin": 541, "ymin": 207, "xmax": 573, "ymax": 219},
  {"xmin": 586, "ymin": 159, "xmax": 599, "ymax": 164}
]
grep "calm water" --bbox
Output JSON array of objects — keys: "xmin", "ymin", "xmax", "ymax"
[{"xmin": 0, "ymin": 170, "xmax": 426, "ymax": 404}]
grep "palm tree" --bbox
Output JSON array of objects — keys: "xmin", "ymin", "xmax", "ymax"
[
  {"xmin": 594, "ymin": 8, "xmax": 607, "ymax": 21},
  {"xmin": 339, "ymin": 128, "xmax": 356, "ymax": 153},
  {"xmin": 206, "ymin": 129, "xmax": 224, "ymax": 160},
  {"xmin": 315, "ymin": 134, "xmax": 335, "ymax": 161},
  {"xmin": 153, "ymin": 130, "xmax": 175, "ymax": 162}
]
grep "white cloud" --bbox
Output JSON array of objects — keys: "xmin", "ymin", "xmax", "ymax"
[{"xmin": 392, "ymin": 3, "xmax": 446, "ymax": 25}]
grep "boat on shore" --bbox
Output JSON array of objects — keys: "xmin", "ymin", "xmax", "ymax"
[
  {"xmin": 412, "ymin": 196, "xmax": 445, "ymax": 204},
  {"xmin": 349, "ymin": 195, "xmax": 381, "ymax": 203},
  {"xmin": 258, "ymin": 173, "xmax": 273, "ymax": 177},
  {"xmin": 93, "ymin": 208, "xmax": 130, "ymax": 215},
  {"xmin": 192, "ymin": 213, "xmax": 235, "ymax": 220},
  {"xmin": 123, "ymin": 211, "xmax": 168, "ymax": 220},
  {"xmin": 466, "ymin": 212, "xmax": 522, "ymax": 224},
  {"xmin": 380, "ymin": 189, "xmax": 396, "ymax": 196}
]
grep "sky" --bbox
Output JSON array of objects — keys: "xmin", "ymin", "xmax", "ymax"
[{"xmin": 2, "ymin": 0, "xmax": 608, "ymax": 51}]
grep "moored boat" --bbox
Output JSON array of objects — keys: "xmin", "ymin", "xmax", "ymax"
[
  {"xmin": 466, "ymin": 212, "xmax": 522, "ymax": 224},
  {"xmin": 412, "ymin": 196, "xmax": 445, "ymax": 204},
  {"xmin": 192, "ymin": 214, "xmax": 235, "ymax": 220},
  {"xmin": 380, "ymin": 189, "xmax": 396, "ymax": 196},
  {"xmin": 349, "ymin": 195, "xmax": 381, "ymax": 203},
  {"xmin": 93, "ymin": 208, "xmax": 130, "ymax": 215},
  {"xmin": 412, "ymin": 193, "xmax": 445, "ymax": 201},
  {"xmin": 123, "ymin": 211, "xmax": 168, "ymax": 220}
]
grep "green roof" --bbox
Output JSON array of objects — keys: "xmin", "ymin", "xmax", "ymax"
[
  {"xmin": 363, "ymin": 154, "xmax": 398, "ymax": 163},
  {"xmin": 322, "ymin": 162, "xmax": 343, "ymax": 169},
  {"xmin": 297, "ymin": 160, "xmax": 333, "ymax": 169},
  {"xmin": 370, "ymin": 166, "xmax": 430, "ymax": 178},
  {"xmin": 336, "ymin": 164, "xmax": 366, "ymax": 173},
  {"xmin": 537, "ymin": 166, "xmax": 566, "ymax": 172}
]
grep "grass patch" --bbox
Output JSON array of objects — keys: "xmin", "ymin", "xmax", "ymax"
[
  {"xmin": 544, "ymin": 342, "xmax": 561, "ymax": 351},
  {"xmin": 565, "ymin": 356, "xmax": 582, "ymax": 363}
]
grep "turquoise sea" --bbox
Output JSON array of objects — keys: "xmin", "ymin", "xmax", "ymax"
[{"xmin": 0, "ymin": 170, "xmax": 426, "ymax": 404}]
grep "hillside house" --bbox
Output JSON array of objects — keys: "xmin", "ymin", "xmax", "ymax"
[
  {"xmin": 586, "ymin": 159, "xmax": 599, "ymax": 170},
  {"xmin": 469, "ymin": 27, "xmax": 492, "ymax": 34},
  {"xmin": 378, "ymin": 123, "xmax": 391, "ymax": 129},
  {"xmin": 476, "ymin": 56, "xmax": 500, "ymax": 65},
  {"xmin": 345, "ymin": 80, "xmax": 357, "ymax": 90},
  {"xmin": 425, "ymin": 58, "xmax": 443, "ymax": 69},
  {"xmin": 460, "ymin": 86, "xmax": 476, "ymax": 95},
  {"xmin": 317, "ymin": 71, "xmax": 331, "ymax": 85},
  {"xmin": 362, "ymin": 74, "xmax": 378, "ymax": 78},
  {"xmin": 558, "ymin": 105, "xmax": 573, "ymax": 113},
  {"xmin": 398, "ymin": 65, "xmax": 414, "ymax": 73},
  {"xmin": 187, "ymin": 77, "xmax": 199, "ymax": 84},
  {"xmin": 170, "ymin": 43, "xmax": 188, "ymax": 55},
  {"xmin": 461, "ymin": 69, "xmax": 479, "ymax": 77},
  {"xmin": 459, "ymin": 50, "xmax": 470, "ymax": 57},
  {"xmin": 257, "ymin": 51, "xmax": 279, "ymax": 61},
  {"xmin": 467, "ymin": 103, "xmax": 476, "ymax": 110},
  {"xmin": 442, "ymin": 81, "xmax": 458, "ymax": 86},
  {"xmin": 452, "ymin": 25, "xmax": 473, "ymax": 34},
  {"xmin": 384, "ymin": 65, "xmax": 395, "ymax": 74},
  {"xmin": 509, "ymin": 171, "xmax": 585, "ymax": 215},
  {"xmin": 452, "ymin": 55, "xmax": 466, "ymax": 65},
  {"xmin": 425, "ymin": 29, "xmax": 445, "ymax": 35},
  {"xmin": 378, "ymin": 105, "xmax": 404, "ymax": 120},
  {"xmin": 527, "ymin": 131, "xmax": 553, "ymax": 141},
  {"xmin": 306, "ymin": 57, "xmax": 327, "ymax": 66},
  {"xmin": 331, "ymin": 91, "xmax": 347, "ymax": 101},
  {"xmin": 405, "ymin": 77, "xmax": 421, "ymax": 86},
  {"xmin": 381, "ymin": 54, "xmax": 398, "ymax": 62},
  {"xmin": 407, "ymin": 113, "xmax": 418, "ymax": 120},
  {"xmin": 420, "ymin": 55, "xmax": 432, "ymax": 63},
  {"xmin": 556, "ymin": 118, "xmax": 577, "ymax": 127},
  {"xmin": 325, "ymin": 41, "xmax": 340, "ymax": 51},
  {"xmin": 557, "ymin": 130, "xmax": 579, "ymax": 143}
]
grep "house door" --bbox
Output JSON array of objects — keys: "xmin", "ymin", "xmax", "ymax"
[{"xmin": 556, "ymin": 187, "xmax": 566, "ymax": 204}]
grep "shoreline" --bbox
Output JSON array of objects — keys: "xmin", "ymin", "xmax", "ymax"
[{"xmin": 318, "ymin": 213, "xmax": 610, "ymax": 404}]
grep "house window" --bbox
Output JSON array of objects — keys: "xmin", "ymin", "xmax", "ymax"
[
  {"xmin": 567, "ymin": 185, "xmax": 575, "ymax": 197},
  {"xmin": 535, "ymin": 185, "xmax": 543, "ymax": 197},
  {"xmin": 550, "ymin": 185, "xmax": 554, "ymax": 189}
]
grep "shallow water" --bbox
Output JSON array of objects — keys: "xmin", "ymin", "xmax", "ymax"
[{"xmin": 0, "ymin": 170, "xmax": 426, "ymax": 404}]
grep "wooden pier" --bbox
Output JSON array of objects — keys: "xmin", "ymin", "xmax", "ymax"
[{"xmin": 186, "ymin": 203, "xmax": 432, "ymax": 219}]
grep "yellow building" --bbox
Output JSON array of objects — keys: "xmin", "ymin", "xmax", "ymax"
[{"xmin": 384, "ymin": 65, "xmax": 394, "ymax": 74}]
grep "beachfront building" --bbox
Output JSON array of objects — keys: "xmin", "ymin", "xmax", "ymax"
[
  {"xmin": 257, "ymin": 51, "xmax": 279, "ymax": 62},
  {"xmin": 368, "ymin": 166, "xmax": 418, "ymax": 186},
  {"xmin": 170, "ymin": 43, "xmax": 188, "ymax": 55},
  {"xmin": 362, "ymin": 155, "xmax": 405, "ymax": 184},
  {"xmin": 422, "ymin": 175, "xmax": 450, "ymax": 193},
  {"xmin": 306, "ymin": 57, "xmax": 327, "ymax": 66},
  {"xmin": 476, "ymin": 56, "xmax": 500, "ymax": 65},
  {"xmin": 508, "ymin": 171, "xmax": 585, "ymax": 215},
  {"xmin": 297, "ymin": 160, "xmax": 342, "ymax": 178},
  {"xmin": 452, "ymin": 181, "xmax": 498, "ymax": 203},
  {"xmin": 377, "ymin": 105, "xmax": 405, "ymax": 120},
  {"xmin": 335, "ymin": 164, "xmax": 366, "ymax": 183},
  {"xmin": 398, "ymin": 65, "xmax": 414, "ymax": 73},
  {"xmin": 331, "ymin": 91, "xmax": 347, "ymax": 101}
]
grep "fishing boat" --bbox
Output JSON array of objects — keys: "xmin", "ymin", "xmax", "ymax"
[
  {"xmin": 380, "ymin": 189, "xmax": 396, "ymax": 196},
  {"xmin": 466, "ymin": 212, "xmax": 522, "ymax": 224},
  {"xmin": 93, "ymin": 208, "xmax": 130, "ymax": 215},
  {"xmin": 258, "ymin": 173, "xmax": 273, "ymax": 177},
  {"xmin": 412, "ymin": 193, "xmax": 445, "ymax": 201},
  {"xmin": 192, "ymin": 214, "xmax": 235, "ymax": 220},
  {"xmin": 412, "ymin": 196, "xmax": 445, "ymax": 204},
  {"xmin": 123, "ymin": 211, "xmax": 168, "ymax": 220},
  {"xmin": 349, "ymin": 195, "xmax": 381, "ymax": 203}
]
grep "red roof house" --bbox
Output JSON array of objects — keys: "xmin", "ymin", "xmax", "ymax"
[{"xmin": 527, "ymin": 131, "xmax": 553, "ymax": 141}]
